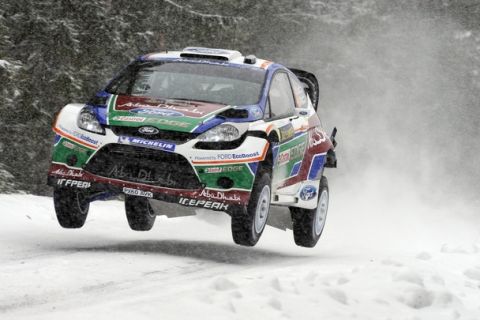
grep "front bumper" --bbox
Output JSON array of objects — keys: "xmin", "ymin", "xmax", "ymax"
[
  {"xmin": 48, "ymin": 108, "xmax": 269, "ymax": 212},
  {"xmin": 47, "ymin": 163, "xmax": 251, "ymax": 212}
]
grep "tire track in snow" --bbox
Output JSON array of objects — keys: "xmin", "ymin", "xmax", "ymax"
[{"xmin": 0, "ymin": 240, "xmax": 307, "ymax": 317}]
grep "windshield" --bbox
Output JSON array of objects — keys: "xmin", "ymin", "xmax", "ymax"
[{"xmin": 106, "ymin": 61, "xmax": 266, "ymax": 106}]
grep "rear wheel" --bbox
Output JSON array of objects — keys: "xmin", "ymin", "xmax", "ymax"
[
  {"xmin": 125, "ymin": 196, "xmax": 156, "ymax": 231},
  {"xmin": 231, "ymin": 172, "xmax": 271, "ymax": 246},
  {"xmin": 291, "ymin": 176, "xmax": 329, "ymax": 248},
  {"xmin": 53, "ymin": 188, "xmax": 89, "ymax": 228}
]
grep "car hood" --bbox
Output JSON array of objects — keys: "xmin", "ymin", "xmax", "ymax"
[{"xmin": 106, "ymin": 95, "xmax": 232, "ymax": 133}]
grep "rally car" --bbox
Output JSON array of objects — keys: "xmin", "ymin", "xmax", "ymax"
[{"xmin": 47, "ymin": 47, "xmax": 337, "ymax": 247}]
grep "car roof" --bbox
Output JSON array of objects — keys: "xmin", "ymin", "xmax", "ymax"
[{"xmin": 140, "ymin": 47, "xmax": 275, "ymax": 70}]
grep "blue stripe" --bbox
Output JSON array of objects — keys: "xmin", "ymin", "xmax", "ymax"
[
  {"xmin": 248, "ymin": 162, "xmax": 259, "ymax": 175},
  {"xmin": 272, "ymin": 145, "xmax": 279, "ymax": 166},
  {"xmin": 308, "ymin": 154, "xmax": 325, "ymax": 180},
  {"xmin": 290, "ymin": 161, "xmax": 302, "ymax": 176},
  {"xmin": 192, "ymin": 117, "xmax": 225, "ymax": 134},
  {"xmin": 94, "ymin": 106, "xmax": 108, "ymax": 125},
  {"xmin": 53, "ymin": 134, "xmax": 62, "ymax": 145}
]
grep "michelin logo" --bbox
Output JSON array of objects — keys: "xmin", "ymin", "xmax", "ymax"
[{"xmin": 119, "ymin": 136, "xmax": 175, "ymax": 152}]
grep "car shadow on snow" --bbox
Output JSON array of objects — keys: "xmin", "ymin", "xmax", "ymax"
[{"xmin": 57, "ymin": 239, "xmax": 308, "ymax": 265}]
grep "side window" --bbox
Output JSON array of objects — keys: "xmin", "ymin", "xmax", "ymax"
[
  {"xmin": 268, "ymin": 72, "xmax": 295, "ymax": 119},
  {"xmin": 289, "ymin": 74, "xmax": 309, "ymax": 109}
]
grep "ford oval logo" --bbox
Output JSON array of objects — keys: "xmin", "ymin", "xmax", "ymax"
[
  {"xmin": 130, "ymin": 108, "xmax": 184, "ymax": 117},
  {"xmin": 300, "ymin": 185, "xmax": 317, "ymax": 201},
  {"xmin": 138, "ymin": 126, "xmax": 159, "ymax": 135}
]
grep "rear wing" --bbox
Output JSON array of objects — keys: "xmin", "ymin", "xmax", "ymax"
[{"xmin": 289, "ymin": 68, "xmax": 320, "ymax": 110}]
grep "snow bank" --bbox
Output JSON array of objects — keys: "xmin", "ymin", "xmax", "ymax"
[{"xmin": 0, "ymin": 194, "xmax": 479, "ymax": 319}]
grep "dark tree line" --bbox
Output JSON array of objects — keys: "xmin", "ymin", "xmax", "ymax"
[
  {"xmin": 1, "ymin": 0, "xmax": 480, "ymax": 200},
  {"xmin": 0, "ymin": 0, "xmax": 317, "ymax": 193}
]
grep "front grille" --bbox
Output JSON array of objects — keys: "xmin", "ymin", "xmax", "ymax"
[
  {"xmin": 84, "ymin": 144, "xmax": 202, "ymax": 189},
  {"xmin": 109, "ymin": 126, "xmax": 198, "ymax": 143}
]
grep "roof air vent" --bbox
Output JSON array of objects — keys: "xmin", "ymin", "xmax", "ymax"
[{"xmin": 180, "ymin": 47, "xmax": 242, "ymax": 61}]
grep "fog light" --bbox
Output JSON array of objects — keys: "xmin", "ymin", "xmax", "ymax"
[{"xmin": 217, "ymin": 177, "xmax": 234, "ymax": 189}]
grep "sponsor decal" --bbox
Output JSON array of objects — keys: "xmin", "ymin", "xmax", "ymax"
[
  {"xmin": 200, "ymin": 189, "xmax": 241, "ymax": 202},
  {"xmin": 118, "ymin": 136, "xmax": 176, "ymax": 152},
  {"xmin": 277, "ymin": 150, "xmax": 290, "ymax": 165},
  {"xmin": 138, "ymin": 126, "xmax": 160, "ymax": 135},
  {"xmin": 122, "ymin": 187, "xmax": 153, "ymax": 198},
  {"xmin": 113, "ymin": 95, "xmax": 229, "ymax": 119},
  {"xmin": 112, "ymin": 116, "xmax": 146, "ymax": 122},
  {"xmin": 130, "ymin": 108, "xmax": 184, "ymax": 117},
  {"xmin": 117, "ymin": 102, "xmax": 205, "ymax": 116},
  {"xmin": 290, "ymin": 142, "xmax": 306, "ymax": 159},
  {"xmin": 178, "ymin": 197, "xmax": 229, "ymax": 210},
  {"xmin": 62, "ymin": 141, "xmax": 74, "ymax": 149},
  {"xmin": 145, "ymin": 98, "xmax": 163, "ymax": 104},
  {"xmin": 52, "ymin": 168, "xmax": 84, "ymax": 178},
  {"xmin": 58, "ymin": 124, "xmax": 99, "ymax": 146},
  {"xmin": 299, "ymin": 185, "xmax": 317, "ymax": 201},
  {"xmin": 109, "ymin": 164, "xmax": 154, "ymax": 183},
  {"xmin": 57, "ymin": 179, "xmax": 90, "ymax": 189},
  {"xmin": 204, "ymin": 166, "xmax": 243, "ymax": 174},
  {"xmin": 309, "ymin": 127, "xmax": 327, "ymax": 148},
  {"xmin": 150, "ymin": 118, "xmax": 189, "ymax": 128},
  {"xmin": 279, "ymin": 124, "xmax": 295, "ymax": 141},
  {"xmin": 193, "ymin": 151, "xmax": 260, "ymax": 162},
  {"xmin": 62, "ymin": 140, "xmax": 88, "ymax": 154}
]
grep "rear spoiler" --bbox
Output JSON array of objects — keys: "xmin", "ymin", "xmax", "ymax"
[{"xmin": 289, "ymin": 68, "xmax": 320, "ymax": 110}]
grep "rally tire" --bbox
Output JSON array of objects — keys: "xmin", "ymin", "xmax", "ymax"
[
  {"xmin": 291, "ymin": 176, "xmax": 329, "ymax": 248},
  {"xmin": 231, "ymin": 172, "xmax": 271, "ymax": 246},
  {"xmin": 53, "ymin": 188, "xmax": 89, "ymax": 228},
  {"xmin": 125, "ymin": 196, "xmax": 156, "ymax": 231}
]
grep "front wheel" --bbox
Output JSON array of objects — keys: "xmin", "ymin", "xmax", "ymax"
[
  {"xmin": 53, "ymin": 188, "xmax": 90, "ymax": 228},
  {"xmin": 231, "ymin": 172, "xmax": 271, "ymax": 246},
  {"xmin": 125, "ymin": 196, "xmax": 156, "ymax": 231},
  {"xmin": 290, "ymin": 176, "xmax": 329, "ymax": 248}
]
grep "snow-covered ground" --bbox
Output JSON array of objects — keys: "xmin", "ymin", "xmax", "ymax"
[{"xmin": 1, "ymin": 176, "xmax": 479, "ymax": 319}]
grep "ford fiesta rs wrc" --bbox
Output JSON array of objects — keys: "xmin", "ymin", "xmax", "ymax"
[{"xmin": 47, "ymin": 47, "xmax": 338, "ymax": 247}]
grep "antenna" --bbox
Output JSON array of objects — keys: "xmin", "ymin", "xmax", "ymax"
[{"xmin": 233, "ymin": 21, "xmax": 238, "ymax": 49}]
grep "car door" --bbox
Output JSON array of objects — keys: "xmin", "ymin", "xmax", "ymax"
[{"xmin": 266, "ymin": 71, "xmax": 310, "ymax": 188}]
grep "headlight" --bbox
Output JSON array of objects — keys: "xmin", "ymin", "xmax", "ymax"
[
  {"xmin": 197, "ymin": 124, "xmax": 244, "ymax": 142},
  {"xmin": 77, "ymin": 107, "xmax": 105, "ymax": 135}
]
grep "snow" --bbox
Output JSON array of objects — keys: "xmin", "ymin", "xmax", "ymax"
[
  {"xmin": 0, "ymin": 59, "xmax": 11, "ymax": 68},
  {"xmin": 0, "ymin": 188, "xmax": 479, "ymax": 319}
]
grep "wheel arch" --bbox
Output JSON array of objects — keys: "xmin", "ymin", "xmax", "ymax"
[{"xmin": 259, "ymin": 130, "xmax": 279, "ymax": 174}]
